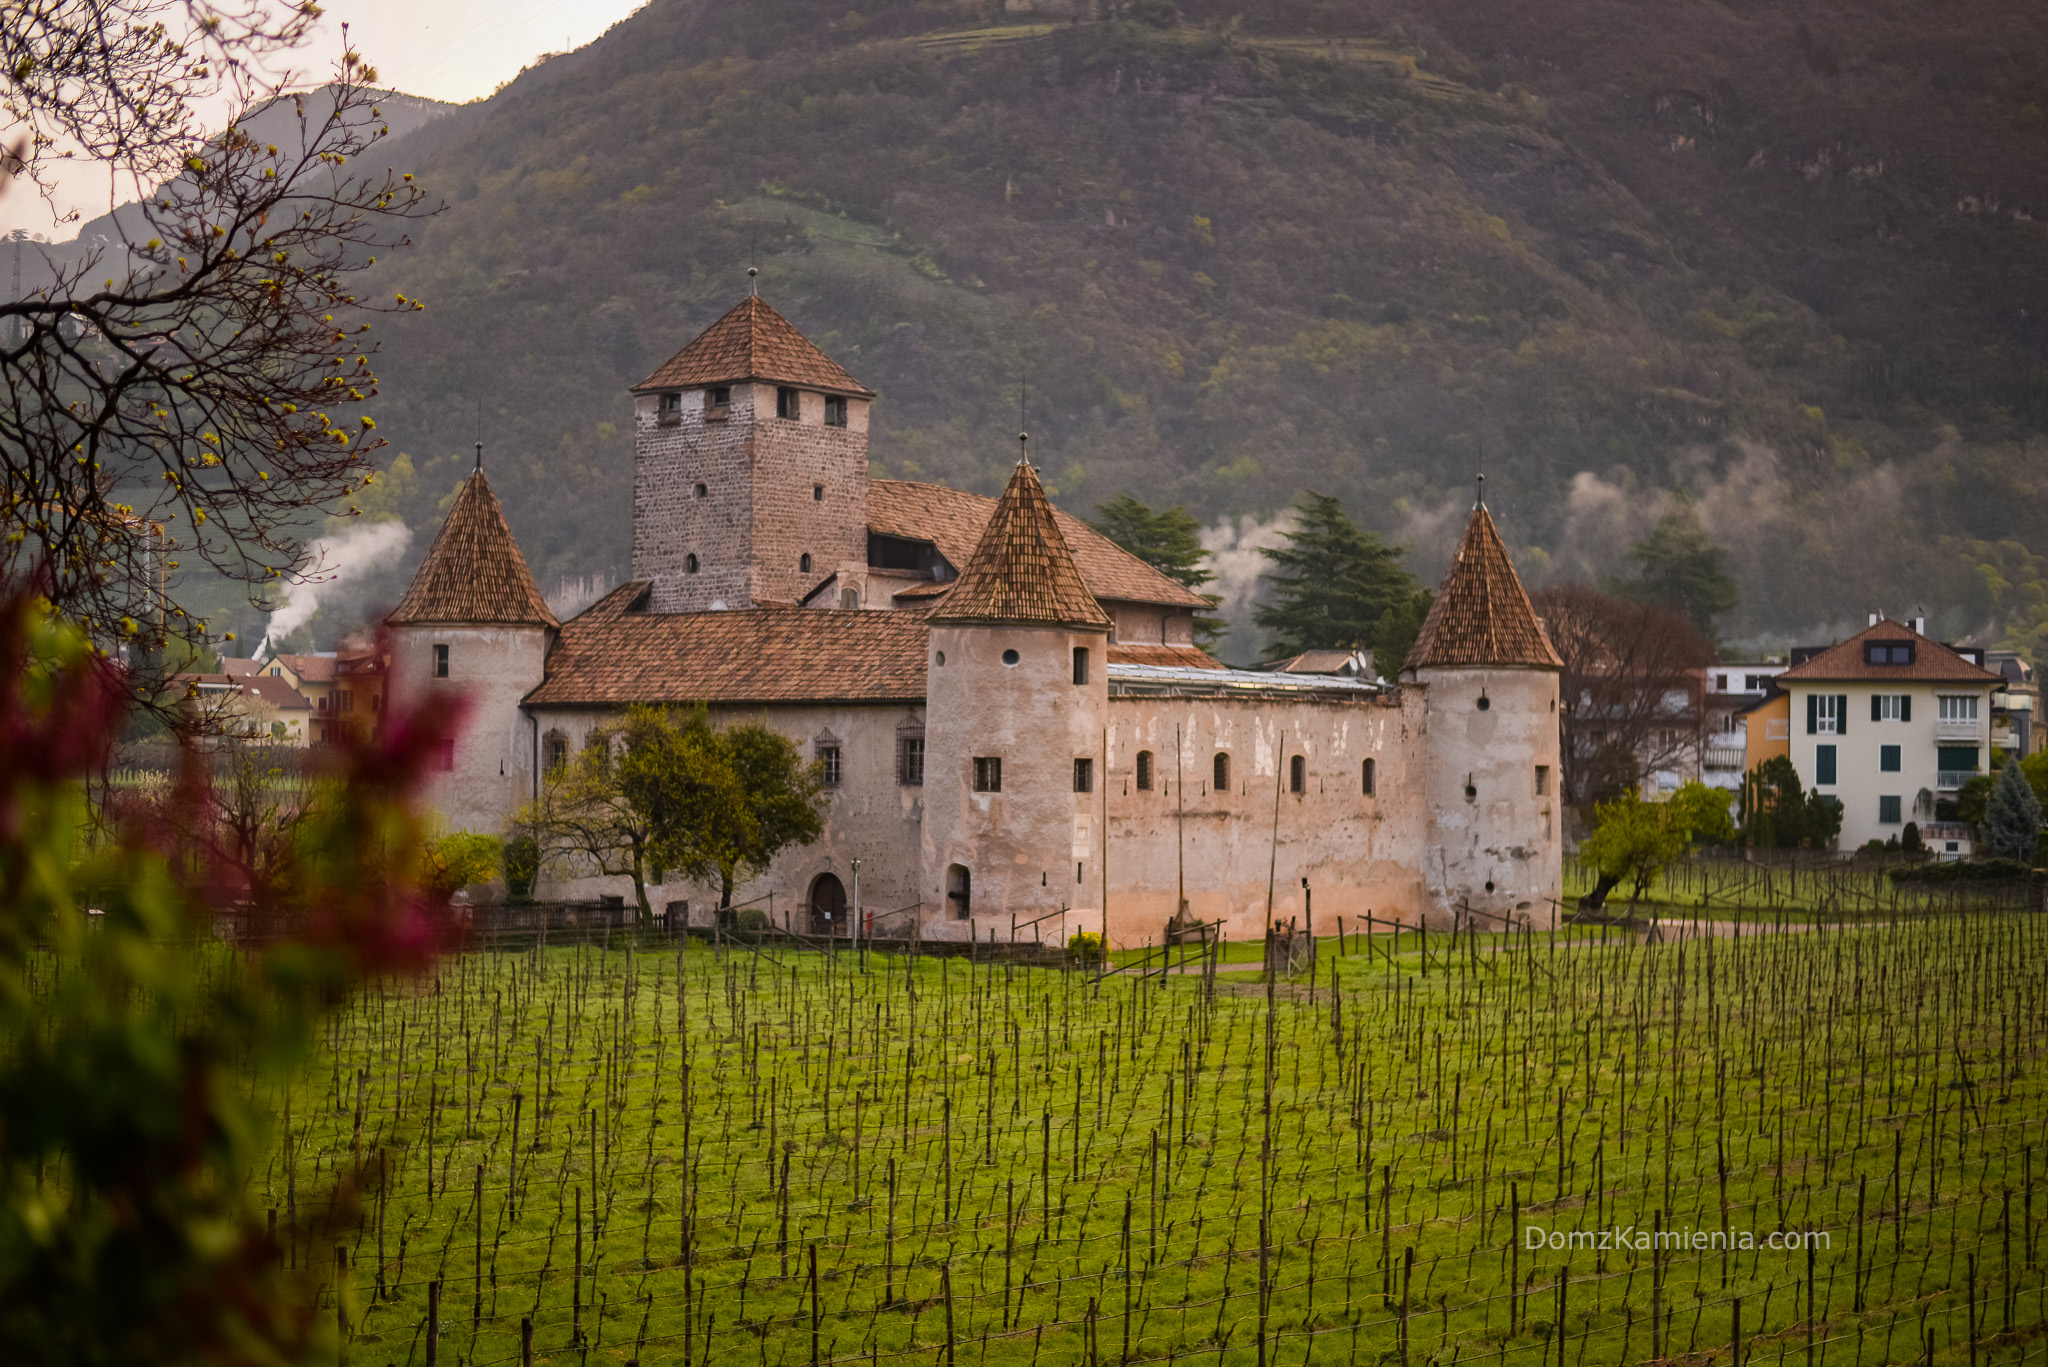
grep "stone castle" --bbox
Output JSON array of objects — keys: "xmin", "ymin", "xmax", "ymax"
[{"xmin": 386, "ymin": 296, "xmax": 1564, "ymax": 942}]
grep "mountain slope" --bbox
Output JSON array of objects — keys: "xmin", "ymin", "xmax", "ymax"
[{"xmin": 337, "ymin": 0, "xmax": 2048, "ymax": 655}]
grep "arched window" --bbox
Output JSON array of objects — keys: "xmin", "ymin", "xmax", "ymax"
[
  {"xmin": 1362, "ymin": 757, "xmax": 1376, "ymax": 796},
  {"xmin": 1213, "ymin": 752, "xmax": 1230, "ymax": 791},
  {"xmin": 1135, "ymin": 750, "xmax": 1153, "ymax": 791},
  {"xmin": 684, "ymin": 553, "xmax": 699, "ymax": 574},
  {"xmin": 1289, "ymin": 755, "xmax": 1305, "ymax": 794},
  {"xmin": 840, "ymin": 587, "xmax": 860, "ymax": 609},
  {"xmin": 800, "ymin": 552, "xmax": 813, "ymax": 573},
  {"xmin": 946, "ymin": 864, "xmax": 972, "ymax": 919}
]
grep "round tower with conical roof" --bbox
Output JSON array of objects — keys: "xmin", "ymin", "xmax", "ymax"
[
  {"xmin": 920, "ymin": 458, "xmax": 1113, "ymax": 941},
  {"xmin": 1400, "ymin": 498, "xmax": 1564, "ymax": 928},
  {"xmin": 386, "ymin": 467, "xmax": 558, "ymax": 836}
]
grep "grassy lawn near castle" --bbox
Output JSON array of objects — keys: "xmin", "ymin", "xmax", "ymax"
[{"xmin": 277, "ymin": 910, "xmax": 2046, "ymax": 1365}]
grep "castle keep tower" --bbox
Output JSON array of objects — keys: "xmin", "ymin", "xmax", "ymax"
[
  {"xmin": 921, "ymin": 459, "xmax": 1113, "ymax": 931},
  {"xmin": 386, "ymin": 467, "xmax": 558, "ymax": 834},
  {"xmin": 1401, "ymin": 500, "xmax": 1564, "ymax": 927},
  {"xmin": 630, "ymin": 296, "xmax": 877, "ymax": 613}
]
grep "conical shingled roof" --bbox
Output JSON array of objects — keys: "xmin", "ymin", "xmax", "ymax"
[
  {"xmin": 1402, "ymin": 504, "xmax": 1560, "ymax": 672},
  {"xmin": 929, "ymin": 461, "xmax": 1112, "ymax": 630},
  {"xmin": 386, "ymin": 469, "xmax": 558, "ymax": 628},
  {"xmin": 632, "ymin": 296, "xmax": 875, "ymax": 397}
]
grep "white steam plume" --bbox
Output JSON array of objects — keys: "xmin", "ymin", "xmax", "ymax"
[{"xmin": 261, "ymin": 520, "xmax": 412, "ymax": 652}]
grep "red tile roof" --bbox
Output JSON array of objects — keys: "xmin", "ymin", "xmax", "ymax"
[
  {"xmin": 929, "ymin": 461, "xmax": 1112, "ymax": 630},
  {"xmin": 632, "ymin": 296, "xmax": 874, "ymax": 397},
  {"xmin": 1403, "ymin": 505, "xmax": 1561, "ymax": 672},
  {"xmin": 1109, "ymin": 642, "xmax": 1225, "ymax": 670},
  {"xmin": 386, "ymin": 471, "xmax": 559, "ymax": 629},
  {"xmin": 1777, "ymin": 619, "xmax": 2001, "ymax": 684},
  {"xmin": 273, "ymin": 652, "xmax": 337, "ymax": 683},
  {"xmin": 526, "ymin": 584, "xmax": 931, "ymax": 707},
  {"xmin": 869, "ymin": 480, "xmax": 1206, "ymax": 610}
]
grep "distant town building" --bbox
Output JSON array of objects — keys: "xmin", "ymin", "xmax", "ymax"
[{"xmin": 1772, "ymin": 616, "xmax": 2000, "ymax": 848}]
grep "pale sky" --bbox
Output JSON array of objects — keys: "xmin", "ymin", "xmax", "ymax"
[{"xmin": 1, "ymin": 0, "xmax": 649, "ymax": 236}]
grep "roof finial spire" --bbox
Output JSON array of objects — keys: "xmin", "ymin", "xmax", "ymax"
[
  {"xmin": 474, "ymin": 397, "xmax": 483, "ymax": 473},
  {"xmin": 1018, "ymin": 377, "xmax": 1030, "ymax": 466},
  {"xmin": 1475, "ymin": 470, "xmax": 1486, "ymax": 509},
  {"xmin": 748, "ymin": 264, "xmax": 758, "ymax": 297}
]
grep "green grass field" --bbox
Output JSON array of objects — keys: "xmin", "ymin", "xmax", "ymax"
[{"xmin": 270, "ymin": 909, "xmax": 2048, "ymax": 1366}]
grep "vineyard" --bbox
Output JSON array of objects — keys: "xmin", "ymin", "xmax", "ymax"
[{"xmin": 269, "ymin": 910, "xmax": 2048, "ymax": 1366}]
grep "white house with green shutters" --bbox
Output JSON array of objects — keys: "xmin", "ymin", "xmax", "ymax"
[{"xmin": 1775, "ymin": 617, "xmax": 2000, "ymax": 849}]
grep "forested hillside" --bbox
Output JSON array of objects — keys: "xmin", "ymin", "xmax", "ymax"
[{"xmin": 311, "ymin": 0, "xmax": 2048, "ymax": 658}]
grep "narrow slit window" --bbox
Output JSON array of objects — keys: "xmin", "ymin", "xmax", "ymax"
[
  {"xmin": 432, "ymin": 643, "xmax": 448, "ymax": 678},
  {"xmin": 1213, "ymin": 752, "xmax": 1230, "ymax": 791},
  {"xmin": 1072, "ymin": 647, "xmax": 1090, "ymax": 685},
  {"xmin": 1363, "ymin": 758, "xmax": 1376, "ymax": 796},
  {"xmin": 1289, "ymin": 755, "xmax": 1305, "ymax": 794},
  {"xmin": 1135, "ymin": 750, "xmax": 1153, "ymax": 791}
]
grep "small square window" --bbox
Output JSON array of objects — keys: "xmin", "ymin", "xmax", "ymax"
[
  {"xmin": 824, "ymin": 395, "xmax": 848, "ymax": 427},
  {"xmin": 706, "ymin": 386, "xmax": 731, "ymax": 419},
  {"xmin": 818, "ymin": 746, "xmax": 842, "ymax": 788},
  {"xmin": 1073, "ymin": 758, "xmax": 1093, "ymax": 793},
  {"xmin": 973, "ymin": 757, "xmax": 1002, "ymax": 793},
  {"xmin": 695, "ymin": 482, "xmax": 708, "ymax": 498},
  {"xmin": 1879, "ymin": 795, "xmax": 1902, "ymax": 824},
  {"xmin": 432, "ymin": 643, "xmax": 448, "ymax": 678},
  {"xmin": 1880, "ymin": 745, "xmax": 1901, "ymax": 773},
  {"xmin": 777, "ymin": 386, "xmax": 801, "ymax": 420}
]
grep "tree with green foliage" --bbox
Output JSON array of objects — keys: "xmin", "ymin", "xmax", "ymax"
[
  {"xmin": 1092, "ymin": 494, "xmax": 1225, "ymax": 648},
  {"xmin": 643, "ymin": 710, "xmax": 830, "ymax": 923},
  {"xmin": 1981, "ymin": 759, "xmax": 2042, "ymax": 863},
  {"xmin": 1667, "ymin": 779, "xmax": 1736, "ymax": 845},
  {"xmin": 1738, "ymin": 755, "xmax": 1843, "ymax": 850},
  {"xmin": 1253, "ymin": 491, "xmax": 1432, "ymax": 666},
  {"xmin": 1578, "ymin": 793, "xmax": 1690, "ymax": 909},
  {"xmin": 1615, "ymin": 494, "xmax": 1740, "ymax": 639},
  {"xmin": 421, "ymin": 831, "xmax": 502, "ymax": 902},
  {"xmin": 520, "ymin": 705, "xmax": 828, "ymax": 927}
]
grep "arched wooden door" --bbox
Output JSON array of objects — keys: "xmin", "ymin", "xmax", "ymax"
[{"xmin": 809, "ymin": 873, "xmax": 847, "ymax": 936}]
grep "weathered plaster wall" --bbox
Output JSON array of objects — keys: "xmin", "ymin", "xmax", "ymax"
[
  {"xmin": 1417, "ymin": 666, "xmax": 1563, "ymax": 928},
  {"xmin": 388, "ymin": 624, "xmax": 549, "ymax": 836},
  {"xmin": 1064, "ymin": 691, "xmax": 1434, "ymax": 947},
  {"xmin": 516, "ymin": 670, "xmax": 1563, "ymax": 942},
  {"xmin": 920, "ymin": 623, "xmax": 1111, "ymax": 936},
  {"xmin": 632, "ymin": 384, "xmax": 870, "ymax": 613}
]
